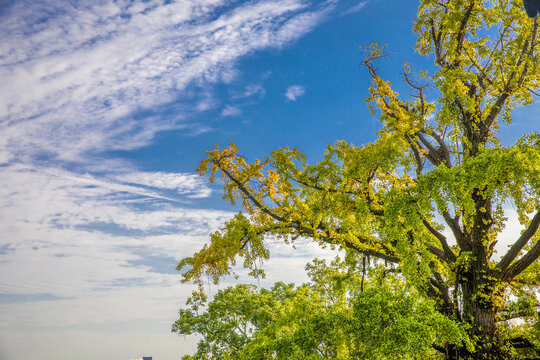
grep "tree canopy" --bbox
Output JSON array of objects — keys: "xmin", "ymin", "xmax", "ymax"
[
  {"xmin": 177, "ymin": 1, "xmax": 540, "ymax": 359},
  {"xmin": 175, "ymin": 257, "xmax": 471, "ymax": 360}
]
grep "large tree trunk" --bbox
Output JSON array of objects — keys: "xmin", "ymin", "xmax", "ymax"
[
  {"xmin": 443, "ymin": 281, "xmax": 504, "ymax": 360},
  {"xmin": 460, "ymin": 288, "xmax": 501, "ymax": 359},
  {"xmin": 444, "ymin": 193, "xmax": 508, "ymax": 360}
]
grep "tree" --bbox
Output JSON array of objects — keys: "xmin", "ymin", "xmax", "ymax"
[
  {"xmin": 178, "ymin": 1, "xmax": 540, "ymax": 358},
  {"xmin": 174, "ymin": 256, "xmax": 469, "ymax": 360}
]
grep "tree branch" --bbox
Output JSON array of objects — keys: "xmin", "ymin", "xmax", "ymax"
[
  {"xmin": 483, "ymin": 18, "xmax": 538, "ymax": 135},
  {"xmin": 293, "ymin": 173, "xmax": 384, "ymax": 217},
  {"xmin": 219, "ymin": 165, "xmax": 287, "ymax": 223},
  {"xmin": 428, "ymin": 244, "xmax": 450, "ymax": 262},
  {"xmin": 415, "ymin": 131, "xmax": 444, "ymax": 167},
  {"xmin": 430, "ymin": 18, "xmax": 447, "ymax": 67},
  {"xmin": 449, "ymin": 0, "xmax": 476, "ymax": 68},
  {"xmin": 497, "ymin": 211, "xmax": 540, "ymax": 273},
  {"xmin": 442, "ymin": 210, "xmax": 469, "ymax": 250},
  {"xmin": 405, "ymin": 135, "xmax": 424, "ymax": 178},
  {"xmin": 426, "ymin": 277, "xmax": 451, "ymax": 310},
  {"xmin": 428, "ymin": 130, "xmax": 452, "ymax": 167},
  {"xmin": 422, "ymin": 219, "xmax": 457, "ymax": 262},
  {"xmin": 216, "ymin": 159, "xmax": 401, "ymax": 264},
  {"xmin": 501, "ymin": 236, "xmax": 540, "ymax": 281},
  {"xmin": 429, "ymin": 270, "xmax": 454, "ymax": 312}
]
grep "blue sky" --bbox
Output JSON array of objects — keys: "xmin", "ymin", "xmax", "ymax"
[{"xmin": 0, "ymin": 0, "xmax": 537, "ymax": 359}]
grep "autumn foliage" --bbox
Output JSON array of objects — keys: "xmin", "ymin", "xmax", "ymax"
[{"xmin": 177, "ymin": 1, "xmax": 540, "ymax": 358}]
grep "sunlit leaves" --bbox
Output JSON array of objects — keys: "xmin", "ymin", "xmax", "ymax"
[
  {"xmin": 179, "ymin": 1, "xmax": 540, "ymax": 358},
  {"xmin": 418, "ymin": 145, "xmax": 540, "ymax": 228},
  {"xmin": 414, "ymin": 0, "xmax": 539, "ymax": 142},
  {"xmin": 175, "ymin": 257, "xmax": 470, "ymax": 360},
  {"xmin": 351, "ymin": 286, "xmax": 471, "ymax": 359},
  {"xmin": 178, "ymin": 212, "xmax": 269, "ymax": 284}
]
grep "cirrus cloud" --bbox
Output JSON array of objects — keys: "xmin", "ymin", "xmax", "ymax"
[
  {"xmin": 0, "ymin": 0, "xmax": 335, "ymax": 163},
  {"xmin": 0, "ymin": 0, "xmax": 344, "ymax": 358}
]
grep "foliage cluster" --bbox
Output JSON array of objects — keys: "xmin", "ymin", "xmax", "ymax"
[
  {"xmin": 174, "ymin": 256, "xmax": 470, "ymax": 360},
  {"xmin": 176, "ymin": 1, "xmax": 540, "ymax": 358}
]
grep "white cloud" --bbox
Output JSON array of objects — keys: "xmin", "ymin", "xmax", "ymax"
[
  {"xmin": 243, "ymin": 84, "xmax": 266, "ymax": 99},
  {"xmin": 0, "ymin": 161, "xmax": 335, "ymax": 359},
  {"xmin": 0, "ymin": 0, "xmax": 335, "ymax": 304},
  {"xmin": 0, "ymin": 1, "xmax": 340, "ymax": 358},
  {"xmin": 285, "ymin": 84, "xmax": 306, "ymax": 101},
  {"xmin": 221, "ymin": 105, "xmax": 242, "ymax": 117},
  {"xmin": 0, "ymin": 0, "xmax": 334, "ymax": 163},
  {"xmin": 341, "ymin": 1, "xmax": 369, "ymax": 16},
  {"xmin": 195, "ymin": 92, "xmax": 219, "ymax": 111},
  {"xmin": 117, "ymin": 171, "xmax": 212, "ymax": 198},
  {"xmin": 0, "ymin": 162, "xmax": 232, "ymax": 339}
]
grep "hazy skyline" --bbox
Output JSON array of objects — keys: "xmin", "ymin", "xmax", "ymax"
[{"xmin": 0, "ymin": 0, "xmax": 537, "ymax": 359}]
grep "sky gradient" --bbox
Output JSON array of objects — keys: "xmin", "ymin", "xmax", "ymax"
[{"xmin": 0, "ymin": 0, "xmax": 537, "ymax": 359}]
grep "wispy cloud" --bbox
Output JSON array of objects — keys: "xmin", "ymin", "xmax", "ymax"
[
  {"xmin": 0, "ymin": 0, "xmax": 334, "ymax": 164},
  {"xmin": 117, "ymin": 171, "xmax": 212, "ymax": 199},
  {"xmin": 0, "ymin": 293, "xmax": 74, "ymax": 304},
  {"xmin": 243, "ymin": 84, "xmax": 267, "ymax": 99},
  {"xmin": 0, "ymin": 163, "xmax": 232, "ymax": 296},
  {"xmin": 0, "ymin": 162, "xmax": 334, "ymax": 334},
  {"xmin": 0, "ymin": 0, "xmax": 338, "ymax": 300},
  {"xmin": 221, "ymin": 105, "xmax": 242, "ymax": 117},
  {"xmin": 0, "ymin": 0, "xmax": 341, "ymax": 357},
  {"xmin": 285, "ymin": 84, "xmax": 306, "ymax": 101},
  {"xmin": 341, "ymin": 1, "xmax": 369, "ymax": 16}
]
